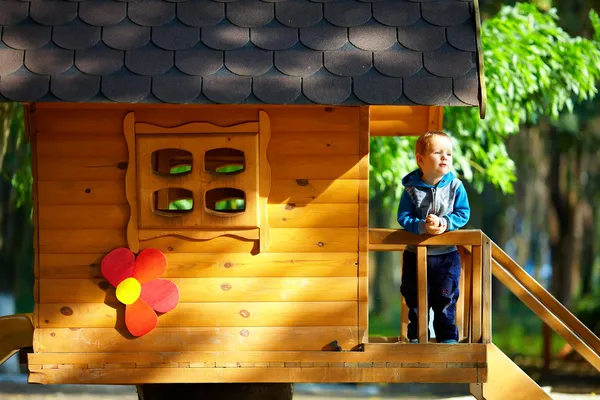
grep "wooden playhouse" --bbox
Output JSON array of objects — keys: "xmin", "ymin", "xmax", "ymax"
[{"xmin": 2, "ymin": 0, "xmax": 599, "ymax": 398}]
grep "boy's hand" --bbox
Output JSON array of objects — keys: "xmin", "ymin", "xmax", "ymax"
[
  {"xmin": 425, "ymin": 214, "xmax": 447, "ymax": 235},
  {"xmin": 426, "ymin": 214, "xmax": 440, "ymax": 227}
]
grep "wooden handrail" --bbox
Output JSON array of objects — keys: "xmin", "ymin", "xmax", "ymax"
[
  {"xmin": 492, "ymin": 259, "xmax": 600, "ymax": 371},
  {"xmin": 369, "ymin": 229, "xmax": 483, "ymax": 251}
]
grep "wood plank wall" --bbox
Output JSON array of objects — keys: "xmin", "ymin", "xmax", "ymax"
[{"xmin": 32, "ymin": 104, "xmax": 366, "ymax": 354}]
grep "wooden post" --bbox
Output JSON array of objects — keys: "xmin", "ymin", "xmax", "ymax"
[
  {"xmin": 456, "ymin": 247, "xmax": 465, "ymax": 341},
  {"xmin": 471, "ymin": 245, "xmax": 483, "ymax": 343},
  {"xmin": 482, "ymin": 237, "xmax": 492, "ymax": 343},
  {"xmin": 137, "ymin": 383, "xmax": 293, "ymax": 400},
  {"xmin": 461, "ymin": 246, "xmax": 473, "ymax": 342},
  {"xmin": 417, "ymin": 245, "xmax": 428, "ymax": 343}
]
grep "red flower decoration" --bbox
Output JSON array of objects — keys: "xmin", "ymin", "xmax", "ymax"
[{"xmin": 101, "ymin": 248, "xmax": 179, "ymax": 337}]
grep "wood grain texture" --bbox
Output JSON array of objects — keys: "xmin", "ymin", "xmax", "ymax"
[
  {"xmin": 34, "ymin": 326, "xmax": 359, "ymax": 353},
  {"xmin": 38, "ymin": 301, "xmax": 358, "ymax": 328},
  {"xmin": 38, "ymin": 228, "xmax": 358, "ymax": 254},
  {"xmin": 39, "ymin": 277, "xmax": 358, "ymax": 303},
  {"xmin": 39, "ymin": 252, "xmax": 358, "ymax": 279}
]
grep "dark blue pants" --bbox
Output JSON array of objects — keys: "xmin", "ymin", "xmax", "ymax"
[{"xmin": 400, "ymin": 250, "xmax": 461, "ymax": 342}]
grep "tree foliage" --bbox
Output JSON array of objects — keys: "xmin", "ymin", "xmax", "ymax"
[{"xmin": 371, "ymin": 4, "xmax": 600, "ymax": 204}]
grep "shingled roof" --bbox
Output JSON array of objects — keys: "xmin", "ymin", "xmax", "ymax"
[{"xmin": 0, "ymin": 0, "xmax": 484, "ymax": 107}]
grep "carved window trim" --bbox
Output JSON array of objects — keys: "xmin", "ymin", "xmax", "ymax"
[{"xmin": 124, "ymin": 111, "xmax": 271, "ymax": 253}]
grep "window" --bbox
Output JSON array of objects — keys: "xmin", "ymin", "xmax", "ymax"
[
  {"xmin": 124, "ymin": 111, "xmax": 271, "ymax": 251},
  {"xmin": 151, "ymin": 149, "xmax": 192, "ymax": 176},
  {"xmin": 205, "ymin": 148, "xmax": 245, "ymax": 175}
]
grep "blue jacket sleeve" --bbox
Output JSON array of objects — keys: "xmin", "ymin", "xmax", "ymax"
[
  {"xmin": 443, "ymin": 183, "xmax": 470, "ymax": 231},
  {"xmin": 397, "ymin": 190, "xmax": 426, "ymax": 234}
]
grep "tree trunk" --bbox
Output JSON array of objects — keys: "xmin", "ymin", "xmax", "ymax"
[{"xmin": 137, "ymin": 383, "xmax": 293, "ymax": 400}]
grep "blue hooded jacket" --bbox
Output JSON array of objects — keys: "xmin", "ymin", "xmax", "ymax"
[{"xmin": 397, "ymin": 169, "xmax": 470, "ymax": 255}]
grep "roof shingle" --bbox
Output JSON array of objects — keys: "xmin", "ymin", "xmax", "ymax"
[{"xmin": 0, "ymin": 0, "xmax": 482, "ymax": 106}]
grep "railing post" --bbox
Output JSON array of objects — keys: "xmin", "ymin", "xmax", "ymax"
[
  {"xmin": 417, "ymin": 245, "xmax": 428, "ymax": 343},
  {"xmin": 461, "ymin": 246, "xmax": 473, "ymax": 343},
  {"xmin": 471, "ymin": 244, "xmax": 483, "ymax": 343},
  {"xmin": 482, "ymin": 236, "xmax": 492, "ymax": 343}
]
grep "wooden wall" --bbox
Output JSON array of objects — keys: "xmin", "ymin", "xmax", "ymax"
[{"xmin": 31, "ymin": 104, "xmax": 368, "ymax": 354}]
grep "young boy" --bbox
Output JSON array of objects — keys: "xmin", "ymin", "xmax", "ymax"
[{"xmin": 397, "ymin": 131, "xmax": 470, "ymax": 344}]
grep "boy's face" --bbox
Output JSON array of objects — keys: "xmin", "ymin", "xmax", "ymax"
[{"xmin": 417, "ymin": 135, "xmax": 453, "ymax": 180}]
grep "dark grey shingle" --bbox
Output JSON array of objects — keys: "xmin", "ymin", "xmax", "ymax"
[
  {"xmin": 251, "ymin": 27, "xmax": 298, "ymax": 51},
  {"xmin": 79, "ymin": 1, "xmax": 128, "ymax": 27},
  {"xmin": 52, "ymin": 20, "xmax": 101, "ymax": 50},
  {"xmin": 175, "ymin": 47, "xmax": 223, "ymax": 75},
  {"xmin": 51, "ymin": 75, "xmax": 100, "ymax": 102},
  {"xmin": 125, "ymin": 47, "xmax": 174, "ymax": 76},
  {"xmin": 404, "ymin": 74, "xmax": 452, "ymax": 104},
  {"xmin": 253, "ymin": 76, "xmax": 301, "ymax": 103},
  {"xmin": 203, "ymin": 76, "xmax": 252, "ymax": 103},
  {"xmin": 25, "ymin": 48, "xmax": 73, "ymax": 75},
  {"xmin": 225, "ymin": 48, "xmax": 273, "ymax": 76},
  {"xmin": 30, "ymin": 1, "xmax": 77, "ymax": 26},
  {"xmin": 0, "ymin": 2, "xmax": 29, "ymax": 26},
  {"xmin": 227, "ymin": 0, "xmax": 274, "ymax": 28},
  {"xmin": 0, "ymin": 75, "xmax": 49, "ymax": 101},
  {"xmin": 0, "ymin": 49, "xmax": 24, "ymax": 75},
  {"xmin": 2, "ymin": 22, "xmax": 51, "ymax": 50},
  {"xmin": 128, "ymin": 1, "xmax": 176, "ymax": 27},
  {"xmin": 152, "ymin": 26, "xmax": 200, "ymax": 51},
  {"xmin": 102, "ymin": 75, "xmax": 151, "ymax": 102},
  {"xmin": 274, "ymin": 50, "xmax": 322, "ymax": 77},
  {"xmin": 75, "ymin": 47, "xmax": 124, "ymax": 75},
  {"xmin": 103, "ymin": 23, "xmax": 151, "ymax": 51},
  {"xmin": 397, "ymin": 24, "xmax": 446, "ymax": 51},
  {"xmin": 373, "ymin": 1, "xmax": 420, "ymax": 27},
  {"xmin": 447, "ymin": 22, "xmax": 476, "ymax": 52},
  {"xmin": 324, "ymin": 51, "xmax": 372, "ymax": 77},
  {"xmin": 300, "ymin": 25, "xmax": 347, "ymax": 50},
  {"xmin": 373, "ymin": 50, "xmax": 422, "ymax": 78},
  {"xmin": 424, "ymin": 51, "xmax": 473, "ymax": 78},
  {"xmin": 354, "ymin": 74, "xmax": 402, "ymax": 104},
  {"xmin": 349, "ymin": 25, "xmax": 397, "ymax": 51},
  {"xmin": 453, "ymin": 70, "xmax": 478, "ymax": 106},
  {"xmin": 202, "ymin": 25, "xmax": 249, "ymax": 50},
  {"xmin": 324, "ymin": 2, "xmax": 371, "ymax": 27},
  {"xmin": 303, "ymin": 75, "xmax": 351, "ymax": 104},
  {"xmin": 421, "ymin": 2, "xmax": 470, "ymax": 27},
  {"xmin": 275, "ymin": 2, "xmax": 323, "ymax": 28},
  {"xmin": 153, "ymin": 75, "xmax": 201, "ymax": 103},
  {"xmin": 177, "ymin": 1, "xmax": 224, "ymax": 27}
]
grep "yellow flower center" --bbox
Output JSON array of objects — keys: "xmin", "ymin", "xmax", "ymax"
[{"xmin": 116, "ymin": 277, "xmax": 141, "ymax": 305}]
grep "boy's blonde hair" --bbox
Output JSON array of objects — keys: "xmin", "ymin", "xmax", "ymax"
[
  {"xmin": 415, "ymin": 131, "xmax": 452, "ymax": 156},
  {"xmin": 415, "ymin": 131, "xmax": 452, "ymax": 168}
]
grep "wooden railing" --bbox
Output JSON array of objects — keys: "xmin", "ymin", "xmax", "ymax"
[
  {"xmin": 369, "ymin": 229, "xmax": 491, "ymax": 344},
  {"xmin": 369, "ymin": 228, "xmax": 600, "ymax": 374}
]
